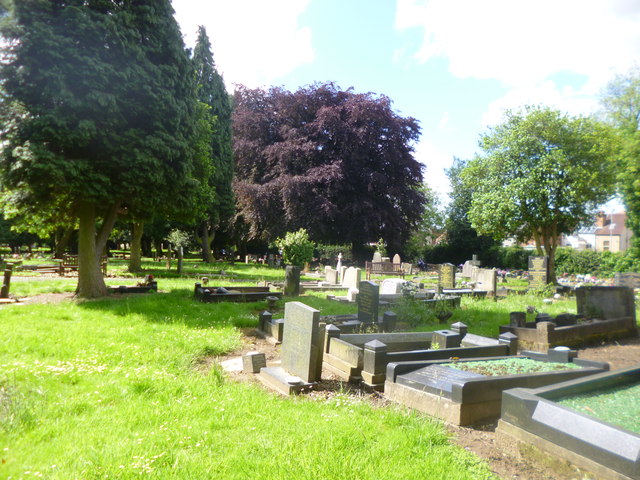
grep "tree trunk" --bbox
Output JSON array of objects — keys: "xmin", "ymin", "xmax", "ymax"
[
  {"xmin": 128, "ymin": 221, "xmax": 144, "ymax": 272},
  {"xmin": 54, "ymin": 227, "xmax": 74, "ymax": 259},
  {"xmin": 200, "ymin": 221, "xmax": 215, "ymax": 263},
  {"xmin": 76, "ymin": 202, "xmax": 107, "ymax": 298}
]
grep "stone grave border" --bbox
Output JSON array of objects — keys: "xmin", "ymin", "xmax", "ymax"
[
  {"xmin": 497, "ymin": 366, "xmax": 640, "ymax": 480},
  {"xmin": 194, "ymin": 283, "xmax": 282, "ymax": 303},
  {"xmin": 384, "ymin": 350, "xmax": 609, "ymax": 426}
]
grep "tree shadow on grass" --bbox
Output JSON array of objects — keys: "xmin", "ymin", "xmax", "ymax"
[{"xmin": 76, "ymin": 288, "xmax": 269, "ymax": 330}]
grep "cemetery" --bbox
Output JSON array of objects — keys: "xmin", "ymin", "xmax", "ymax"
[{"xmin": 2, "ymin": 5, "xmax": 640, "ymax": 476}]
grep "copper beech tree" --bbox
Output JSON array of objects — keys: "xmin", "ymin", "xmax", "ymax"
[{"xmin": 232, "ymin": 83, "xmax": 426, "ymax": 252}]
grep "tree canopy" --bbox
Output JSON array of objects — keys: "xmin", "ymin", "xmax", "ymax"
[
  {"xmin": 461, "ymin": 106, "xmax": 619, "ymax": 282},
  {"xmin": 192, "ymin": 25, "xmax": 235, "ymax": 263},
  {"xmin": 232, "ymin": 82, "xmax": 425, "ymax": 252},
  {"xmin": 0, "ymin": 0, "xmax": 205, "ymax": 296},
  {"xmin": 601, "ymin": 67, "xmax": 640, "ymax": 244}
]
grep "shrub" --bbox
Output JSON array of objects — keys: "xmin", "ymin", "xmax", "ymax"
[{"xmin": 274, "ymin": 229, "xmax": 315, "ymax": 266}]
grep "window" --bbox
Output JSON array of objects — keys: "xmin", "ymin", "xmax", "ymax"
[{"xmin": 603, "ymin": 241, "xmax": 610, "ymax": 251}]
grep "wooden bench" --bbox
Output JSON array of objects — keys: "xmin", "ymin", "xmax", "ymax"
[
  {"xmin": 61, "ymin": 254, "xmax": 108, "ymax": 275},
  {"xmin": 365, "ymin": 261, "xmax": 405, "ymax": 280}
]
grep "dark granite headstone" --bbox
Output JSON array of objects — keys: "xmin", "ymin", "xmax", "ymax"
[
  {"xmin": 358, "ymin": 281, "xmax": 379, "ymax": 323},
  {"xmin": 280, "ymin": 302, "xmax": 323, "ymax": 383},
  {"xmin": 438, "ymin": 263, "xmax": 456, "ymax": 289},
  {"xmin": 575, "ymin": 286, "xmax": 636, "ymax": 321},
  {"xmin": 528, "ymin": 256, "xmax": 549, "ymax": 288}
]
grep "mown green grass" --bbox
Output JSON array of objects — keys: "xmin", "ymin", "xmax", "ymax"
[{"xmin": 0, "ymin": 286, "xmax": 497, "ymax": 479}]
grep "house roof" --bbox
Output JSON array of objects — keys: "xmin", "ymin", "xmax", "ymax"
[{"xmin": 595, "ymin": 212, "xmax": 628, "ymax": 236}]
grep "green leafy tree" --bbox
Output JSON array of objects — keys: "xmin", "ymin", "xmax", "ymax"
[
  {"xmin": 443, "ymin": 158, "xmax": 497, "ymax": 264},
  {"xmin": 601, "ymin": 67, "xmax": 640, "ymax": 246},
  {"xmin": 462, "ymin": 106, "xmax": 618, "ymax": 283},
  {"xmin": 275, "ymin": 228, "xmax": 315, "ymax": 266},
  {"xmin": 0, "ymin": 1, "xmax": 204, "ymax": 297},
  {"xmin": 405, "ymin": 183, "xmax": 445, "ymax": 261},
  {"xmin": 192, "ymin": 26, "xmax": 235, "ymax": 263}
]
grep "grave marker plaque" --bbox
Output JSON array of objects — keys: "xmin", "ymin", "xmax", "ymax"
[
  {"xmin": 528, "ymin": 256, "xmax": 549, "ymax": 289},
  {"xmin": 280, "ymin": 302, "xmax": 323, "ymax": 383},
  {"xmin": 358, "ymin": 281, "xmax": 379, "ymax": 323},
  {"xmin": 438, "ymin": 263, "xmax": 456, "ymax": 289}
]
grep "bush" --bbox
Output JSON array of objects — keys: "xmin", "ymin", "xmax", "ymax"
[
  {"xmin": 315, "ymin": 244, "xmax": 351, "ymax": 264},
  {"xmin": 554, "ymin": 247, "xmax": 640, "ymax": 276},
  {"xmin": 274, "ymin": 229, "xmax": 315, "ymax": 267}
]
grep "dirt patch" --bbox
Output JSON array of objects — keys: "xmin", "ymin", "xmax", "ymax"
[
  {"xmin": 215, "ymin": 329, "xmax": 640, "ymax": 480},
  {"xmin": 2, "ymin": 292, "xmax": 76, "ymax": 305}
]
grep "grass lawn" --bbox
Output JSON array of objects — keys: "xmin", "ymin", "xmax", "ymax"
[{"xmin": 1, "ymin": 271, "xmax": 497, "ymax": 479}]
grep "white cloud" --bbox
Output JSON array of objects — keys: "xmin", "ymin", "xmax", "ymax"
[
  {"xmin": 413, "ymin": 139, "xmax": 453, "ymax": 199},
  {"xmin": 172, "ymin": 0, "xmax": 314, "ymax": 89},
  {"xmin": 481, "ymin": 80, "xmax": 599, "ymax": 127},
  {"xmin": 395, "ymin": 0, "xmax": 640, "ymax": 89}
]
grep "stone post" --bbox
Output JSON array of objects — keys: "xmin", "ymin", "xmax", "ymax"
[
  {"xmin": 382, "ymin": 311, "xmax": 397, "ymax": 332},
  {"xmin": 259, "ymin": 311, "xmax": 272, "ymax": 332},
  {"xmin": 499, "ymin": 332, "xmax": 519, "ymax": 354},
  {"xmin": 361, "ymin": 340, "xmax": 388, "ymax": 389},
  {"xmin": 451, "ymin": 322, "xmax": 468, "ymax": 338},
  {"xmin": 325, "ymin": 324, "xmax": 340, "ymax": 353}
]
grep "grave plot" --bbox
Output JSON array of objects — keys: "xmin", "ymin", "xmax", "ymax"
[
  {"xmin": 259, "ymin": 302, "xmax": 324, "ymax": 395},
  {"xmin": 500, "ymin": 286, "xmax": 637, "ymax": 351},
  {"xmin": 497, "ymin": 366, "xmax": 640, "ymax": 480},
  {"xmin": 108, "ymin": 276, "xmax": 158, "ymax": 294},
  {"xmin": 384, "ymin": 349, "xmax": 609, "ymax": 426},
  {"xmin": 324, "ymin": 321, "xmax": 519, "ymax": 390},
  {"xmin": 194, "ymin": 283, "xmax": 282, "ymax": 303}
]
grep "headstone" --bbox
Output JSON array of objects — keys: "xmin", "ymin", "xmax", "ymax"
[
  {"xmin": 528, "ymin": 256, "xmax": 549, "ymax": 289},
  {"xmin": 336, "ymin": 253, "xmax": 343, "ymax": 272},
  {"xmin": 341, "ymin": 267, "xmax": 361, "ymax": 289},
  {"xmin": 576, "ymin": 286, "xmax": 636, "ymax": 321},
  {"xmin": 243, "ymin": 352, "xmax": 267, "ymax": 373},
  {"xmin": 340, "ymin": 266, "xmax": 347, "ymax": 284},
  {"xmin": 280, "ymin": 302, "xmax": 323, "ymax": 382},
  {"xmin": 438, "ymin": 263, "xmax": 456, "ymax": 289},
  {"xmin": 267, "ymin": 253, "xmax": 274, "ymax": 267},
  {"xmin": 372, "ymin": 251, "xmax": 382, "ymax": 263},
  {"xmin": 346, "ymin": 288, "xmax": 359, "ymax": 302},
  {"xmin": 614, "ymin": 272, "xmax": 640, "ymax": 289},
  {"xmin": 325, "ymin": 268, "xmax": 338, "ymax": 285},
  {"xmin": 358, "ymin": 281, "xmax": 379, "ymax": 323},
  {"xmin": 392, "ymin": 254, "xmax": 401, "ymax": 265},
  {"xmin": 284, "ymin": 266, "xmax": 301, "ymax": 296},
  {"xmin": 477, "ymin": 268, "xmax": 497, "ymax": 294},
  {"xmin": 380, "ymin": 278, "xmax": 405, "ymax": 295},
  {"xmin": 461, "ymin": 261, "xmax": 473, "ymax": 278},
  {"xmin": 509, "ymin": 312, "xmax": 527, "ymax": 327},
  {"xmin": 401, "ymin": 262, "xmax": 413, "ymax": 275},
  {"xmin": 471, "ymin": 254, "xmax": 481, "ymax": 266}
]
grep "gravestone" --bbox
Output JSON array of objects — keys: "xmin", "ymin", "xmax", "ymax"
[
  {"xmin": 358, "ymin": 281, "xmax": 380, "ymax": 323},
  {"xmin": 614, "ymin": 272, "xmax": 640, "ymax": 289},
  {"xmin": 373, "ymin": 251, "xmax": 382, "ymax": 263},
  {"xmin": 392, "ymin": 254, "xmax": 401, "ymax": 265},
  {"xmin": 280, "ymin": 302, "xmax": 323, "ymax": 382},
  {"xmin": 243, "ymin": 352, "xmax": 267, "ymax": 373},
  {"xmin": 340, "ymin": 266, "xmax": 347, "ymax": 284},
  {"xmin": 342, "ymin": 267, "xmax": 361, "ymax": 290},
  {"xmin": 438, "ymin": 263, "xmax": 456, "ymax": 289},
  {"xmin": 325, "ymin": 267, "xmax": 338, "ymax": 285},
  {"xmin": 576, "ymin": 286, "xmax": 636, "ymax": 321},
  {"xmin": 259, "ymin": 302, "xmax": 324, "ymax": 394},
  {"xmin": 461, "ymin": 261, "xmax": 473, "ymax": 277},
  {"xmin": 381, "ymin": 278, "xmax": 405, "ymax": 295},
  {"xmin": 528, "ymin": 256, "xmax": 549, "ymax": 288}
]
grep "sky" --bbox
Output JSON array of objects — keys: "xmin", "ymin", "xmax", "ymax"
[{"xmin": 172, "ymin": 0, "xmax": 640, "ymax": 209}]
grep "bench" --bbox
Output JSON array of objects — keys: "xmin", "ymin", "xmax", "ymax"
[
  {"xmin": 61, "ymin": 254, "xmax": 108, "ymax": 275},
  {"xmin": 365, "ymin": 261, "xmax": 405, "ymax": 280}
]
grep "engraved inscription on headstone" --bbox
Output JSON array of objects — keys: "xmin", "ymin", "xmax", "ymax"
[
  {"xmin": 280, "ymin": 302, "xmax": 323, "ymax": 383},
  {"xmin": 358, "ymin": 281, "xmax": 379, "ymax": 323},
  {"xmin": 528, "ymin": 256, "xmax": 549, "ymax": 288},
  {"xmin": 439, "ymin": 263, "xmax": 456, "ymax": 289}
]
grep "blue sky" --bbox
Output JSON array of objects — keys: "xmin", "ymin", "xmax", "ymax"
[{"xmin": 173, "ymin": 0, "xmax": 640, "ymax": 208}]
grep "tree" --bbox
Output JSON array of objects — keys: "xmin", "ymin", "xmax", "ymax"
[
  {"xmin": 0, "ymin": 0, "xmax": 204, "ymax": 297},
  {"xmin": 192, "ymin": 26, "xmax": 235, "ymax": 263},
  {"xmin": 444, "ymin": 157, "xmax": 498, "ymax": 264},
  {"xmin": 404, "ymin": 183, "xmax": 445, "ymax": 261},
  {"xmin": 232, "ymin": 83, "xmax": 425, "ymax": 253},
  {"xmin": 461, "ymin": 106, "xmax": 618, "ymax": 283},
  {"xmin": 601, "ymin": 67, "xmax": 640, "ymax": 244}
]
